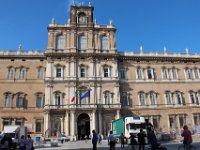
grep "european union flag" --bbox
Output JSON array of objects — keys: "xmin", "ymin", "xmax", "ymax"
[{"xmin": 80, "ymin": 90, "xmax": 90, "ymax": 100}]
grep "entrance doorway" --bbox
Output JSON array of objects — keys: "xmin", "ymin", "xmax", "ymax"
[{"xmin": 77, "ymin": 113, "xmax": 90, "ymax": 140}]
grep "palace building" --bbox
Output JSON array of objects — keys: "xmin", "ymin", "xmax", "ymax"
[{"xmin": 0, "ymin": 3, "xmax": 200, "ymax": 139}]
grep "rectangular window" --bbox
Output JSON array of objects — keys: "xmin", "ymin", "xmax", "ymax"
[
  {"xmin": 179, "ymin": 115, "xmax": 185, "ymax": 128},
  {"xmin": 35, "ymin": 120, "xmax": 42, "ymax": 132},
  {"xmin": 162, "ymin": 68, "xmax": 169, "ymax": 80},
  {"xmin": 120, "ymin": 68, "xmax": 126, "ymax": 79},
  {"xmin": 147, "ymin": 68, "xmax": 154, "ymax": 79},
  {"xmin": 165, "ymin": 93, "xmax": 172, "ymax": 105},
  {"xmin": 104, "ymin": 67, "xmax": 109, "ymax": 78},
  {"xmin": 137, "ymin": 68, "xmax": 143, "ymax": 80},
  {"xmin": 139, "ymin": 93, "xmax": 145, "ymax": 106},
  {"xmin": 3, "ymin": 120, "xmax": 10, "ymax": 129},
  {"xmin": 150, "ymin": 93, "xmax": 156, "ymax": 105},
  {"xmin": 193, "ymin": 114, "xmax": 200, "ymax": 126},
  {"xmin": 37, "ymin": 67, "xmax": 43, "ymax": 79},
  {"xmin": 55, "ymin": 95, "xmax": 61, "ymax": 106},
  {"xmin": 80, "ymin": 67, "xmax": 86, "ymax": 77},
  {"xmin": 121, "ymin": 93, "xmax": 129, "ymax": 106},
  {"xmin": 56, "ymin": 67, "xmax": 62, "ymax": 78},
  {"xmin": 36, "ymin": 96, "xmax": 43, "ymax": 108},
  {"xmin": 194, "ymin": 68, "xmax": 200, "ymax": 79},
  {"xmin": 56, "ymin": 35, "xmax": 65, "ymax": 49},
  {"xmin": 185, "ymin": 68, "xmax": 192, "ymax": 80},
  {"xmin": 101, "ymin": 36, "xmax": 109, "ymax": 50},
  {"xmin": 172, "ymin": 68, "xmax": 178, "ymax": 80},
  {"xmin": 104, "ymin": 93, "xmax": 110, "ymax": 104},
  {"xmin": 15, "ymin": 120, "xmax": 22, "ymax": 126},
  {"xmin": 78, "ymin": 36, "xmax": 87, "ymax": 50}
]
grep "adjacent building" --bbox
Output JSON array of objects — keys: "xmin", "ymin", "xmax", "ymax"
[{"xmin": 0, "ymin": 3, "xmax": 200, "ymax": 139}]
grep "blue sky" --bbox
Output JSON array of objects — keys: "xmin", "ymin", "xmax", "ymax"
[{"xmin": 0, "ymin": 0, "xmax": 200, "ymax": 54}]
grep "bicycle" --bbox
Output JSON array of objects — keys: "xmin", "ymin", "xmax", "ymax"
[{"xmin": 177, "ymin": 142, "xmax": 196, "ymax": 150}]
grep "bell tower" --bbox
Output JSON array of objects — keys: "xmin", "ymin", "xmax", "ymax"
[{"xmin": 70, "ymin": 3, "xmax": 94, "ymax": 27}]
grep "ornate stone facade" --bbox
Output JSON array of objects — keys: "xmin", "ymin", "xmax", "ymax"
[{"xmin": 0, "ymin": 3, "xmax": 200, "ymax": 139}]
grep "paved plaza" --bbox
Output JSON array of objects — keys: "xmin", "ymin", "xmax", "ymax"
[{"xmin": 35, "ymin": 139, "xmax": 200, "ymax": 150}]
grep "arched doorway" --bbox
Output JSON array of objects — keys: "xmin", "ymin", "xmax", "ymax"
[{"xmin": 77, "ymin": 113, "xmax": 90, "ymax": 140}]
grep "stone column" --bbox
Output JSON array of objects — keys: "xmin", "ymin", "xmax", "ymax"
[
  {"xmin": 91, "ymin": 110, "xmax": 96, "ymax": 132},
  {"xmin": 98, "ymin": 111, "xmax": 102, "ymax": 134},
  {"xmin": 44, "ymin": 111, "xmax": 50, "ymax": 135},
  {"xmin": 65, "ymin": 111, "xmax": 69, "ymax": 136},
  {"xmin": 61, "ymin": 117, "xmax": 64, "ymax": 133},
  {"xmin": 112, "ymin": 62, "xmax": 118, "ymax": 78},
  {"xmin": 113, "ymin": 84, "xmax": 120, "ymax": 103},
  {"xmin": 70, "ymin": 111, "xmax": 75, "ymax": 137},
  {"xmin": 65, "ymin": 59, "xmax": 70, "ymax": 78}
]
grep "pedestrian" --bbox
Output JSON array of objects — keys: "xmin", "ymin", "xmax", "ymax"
[
  {"xmin": 129, "ymin": 133, "xmax": 137, "ymax": 150},
  {"xmin": 181, "ymin": 125, "xmax": 192, "ymax": 150},
  {"xmin": 19, "ymin": 135, "xmax": 26, "ymax": 150},
  {"xmin": 108, "ymin": 131, "xmax": 116, "ymax": 150},
  {"xmin": 120, "ymin": 133, "xmax": 125, "ymax": 148},
  {"xmin": 98, "ymin": 133, "xmax": 102, "ymax": 144},
  {"xmin": 137, "ymin": 129, "xmax": 146, "ymax": 150},
  {"xmin": 92, "ymin": 130, "xmax": 98, "ymax": 150},
  {"xmin": 26, "ymin": 135, "xmax": 34, "ymax": 150},
  {"xmin": 147, "ymin": 127, "xmax": 157, "ymax": 150}
]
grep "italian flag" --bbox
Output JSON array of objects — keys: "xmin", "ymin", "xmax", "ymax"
[{"xmin": 71, "ymin": 89, "xmax": 77, "ymax": 102}]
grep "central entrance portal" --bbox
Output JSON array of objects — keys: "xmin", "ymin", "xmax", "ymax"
[{"xmin": 77, "ymin": 113, "xmax": 90, "ymax": 140}]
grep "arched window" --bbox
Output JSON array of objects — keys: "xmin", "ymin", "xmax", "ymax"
[
  {"xmin": 136, "ymin": 67, "xmax": 144, "ymax": 80},
  {"xmin": 165, "ymin": 91, "xmax": 172, "ymax": 105},
  {"xmin": 78, "ymin": 35, "xmax": 87, "ymax": 50},
  {"xmin": 78, "ymin": 13, "xmax": 87, "ymax": 24},
  {"xmin": 36, "ymin": 95, "xmax": 44, "ymax": 108},
  {"xmin": 37, "ymin": 67, "xmax": 43, "ymax": 79},
  {"xmin": 19, "ymin": 68, "xmax": 27, "ymax": 80},
  {"xmin": 16, "ymin": 95, "xmax": 24, "ymax": 108},
  {"xmin": 56, "ymin": 35, "xmax": 65, "ymax": 49},
  {"xmin": 4, "ymin": 95, "xmax": 12, "ymax": 107},
  {"xmin": 7, "ymin": 67, "xmax": 15, "ymax": 80},
  {"xmin": 149, "ymin": 92, "xmax": 157, "ymax": 105},
  {"xmin": 100, "ymin": 36, "xmax": 109, "ymax": 50},
  {"xmin": 162, "ymin": 67, "xmax": 169, "ymax": 80},
  {"xmin": 121, "ymin": 92, "xmax": 130, "ymax": 106}
]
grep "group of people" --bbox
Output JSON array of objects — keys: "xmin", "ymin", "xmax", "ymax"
[
  {"xmin": 91, "ymin": 124, "xmax": 193, "ymax": 150},
  {"xmin": 0, "ymin": 134, "xmax": 34, "ymax": 150}
]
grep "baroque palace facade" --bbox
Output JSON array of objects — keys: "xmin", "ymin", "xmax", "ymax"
[{"xmin": 0, "ymin": 3, "xmax": 200, "ymax": 139}]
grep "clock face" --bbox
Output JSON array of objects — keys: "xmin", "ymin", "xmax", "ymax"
[{"xmin": 79, "ymin": 16, "xmax": 86, "ymax": 23}]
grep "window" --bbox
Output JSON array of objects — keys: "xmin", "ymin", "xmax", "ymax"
[
  {"xmin": 193, "ymin": 114, "xmax": 200, "ymax": 126},
  {"xmin": 179, "ymin": 115, "xmax": 186, "ymax": 128},
  {"xmin": 149, "ymin": 92, "xmax": 157, "ymax": 105},
  {"xmin": 103, "ymin": 65, "xmax": 109, "ymax": 78},
  {"xmin": 165, "ymin": 92, "xmax": 172, "ymax": 105},
  {"xmin": 194, "ymin": 68, "xmax": 200, "ymax": 79},
  {"xmin": 147, "ymin": 68, "xmax": 154, "ymax": 80},
  {"xmin": 121, "ymin": 92, "xmax": 129, "ymax": 106},
  {"xmin": 120, "ymin": 66, "xmax": 126, "ymax": 79},
  {"xmin": 139, "ymin": 92, "xmax": 145, "ymax": 106},
  {"xmin": 78, "ymin": 35, "xmax": 87, "ymax": 50},
  {"xmin": 100, "ymin": 36, "xmax": 109, "ymax": 50},
  {"xmin": 16, "ymin": 96, "xmax": 24, "ymax": 108},
  {"xmin": 175, "ymin": 92, "xmax": 184, "ymax": 105},
  {"xmin": 136, "ymin": 67, "xmax": 143, "ymax": 80},
  {"xmin": 19, "ymin": 68, "xmax": 26, "ymax": 80},
  {"xmin": 172, "ymin": 68, "xmax": 178, "ymax": 80},
  {"xmin": 3, "ymin": 119, "xmax": 10, "ymax": 129},
  {"xmin": 55, "ymin": 94, "xmax": 61, "ymax": 107},
  {"xmin": 15, "ymin": 119, "xmax": 22, "ymax": 126},
  {"xmin": 189, "ymin": 92, "xmax": 198, "ymax": 105},
  {"xmin": 36, "ymin": 95, "xmax": 43, "ymax": 108},
  {"xmin": 185, "ymin": 68, "xmax": 192, "ymax": 80},
  {"xmin": 4, "ymin": 95, "xmax": 12, "ymax": 107},
  {"xmin": 56, "ymin": 66, "xmax": 62, "ymax": 78},
  {"xmin": 169, "ymin": 116, "xmax": 175, "ymax": 128},
  {"xmin": 56, "ymin": 35, "xmax": 65, "ymax": 49},
  {"xmin": 35, "ymin": 120, "xmax": 42, "ymax": 133},
  {"xmin": 7, "ymin": 68, "xmax": 14, "ymax": 80},
  {"xmin": 162, "ymin": 68, "xmax": 169, "ymax": 80},
  {"xmin": 80, "ymin": 66, "xmax": 86, "ymax": 78},
  {"xmin": 104, "ymin": 91, "xmax": 110, "ymax": 105},
  {"xmin": 152, "ymin": 116, "xmax": 160, "ymax": 130},
  {"xmin": 37, "ymin": 67, "xmax": 43, "ymax": 79}
]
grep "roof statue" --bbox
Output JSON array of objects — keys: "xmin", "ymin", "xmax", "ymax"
[
  {"xmin": 140, "ymin": 46, "xmax": 143, "ymax": 53},
  {"xmin": 164, "ymin": 47, "xmax": 167, "ymax": 54},
  {"xmin": 186, "ymin": 48, "xmax": 189, "ymax": 54}
]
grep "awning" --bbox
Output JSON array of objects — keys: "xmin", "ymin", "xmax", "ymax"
[{"xmin": 3, "ymin": 125, "xmax": 20, "ymax": 133}]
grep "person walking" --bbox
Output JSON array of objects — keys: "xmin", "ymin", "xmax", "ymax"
[
  {"xmin": 92, "ymin": 130, "xmax": 98, "ymax": 150},
  {"xmin": 181, "ymin": 125, "xmax": 192, "ymax": 150},
  {"xmin": 130, "ymin": 133, "xmax": 137, "ymax": 150},
  {"xmin": 19, "ymin": 135, "xmax": 26, "ymax": 150},
  {"xmin": 147, "ymin": 127, "xmax": 157, "ymax": 150},
  {"xmin": 108, "ymin": 131, "xmax": 116, "ymax": 150},
  {"xmin": 137, "ymin": 129, "xmax": 146, "ymax": 150},
  {"xmin": 26, "ymin": 135, "xmax": 34, "ymax": 150},
  {"xmin": 120, "ymin": 133, "xmax": 125, "ymax": 148}
]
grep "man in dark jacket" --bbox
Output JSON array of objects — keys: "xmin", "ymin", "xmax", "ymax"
[
  {"xmin": 137, "ymin": 129, "xmax": 146, "ymax": 150},
  {"xmin": 92, "ymin": 130, "xmax": 98, "ymax": 150}
]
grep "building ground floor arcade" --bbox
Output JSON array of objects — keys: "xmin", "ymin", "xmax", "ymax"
[{"xmin": 43, "ymin": 109, "xmax": 121, "ymax": 140}]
